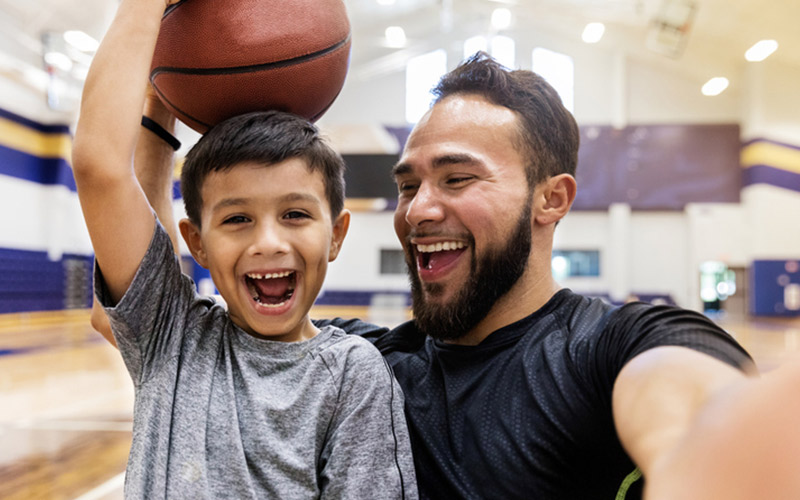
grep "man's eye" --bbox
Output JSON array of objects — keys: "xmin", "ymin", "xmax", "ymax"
[
  {"xmin": 222, "ymin": 215, "xmax": 249, "ymax": 224},
  {"xmin": 398, "ymin": 182, "xmax": 418, "ymax": 193},
  {"xmin": 447, "ymin": 176, "xmax": 472, "ymax": 185}
]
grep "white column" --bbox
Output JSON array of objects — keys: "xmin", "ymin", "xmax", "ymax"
[{"xmin": 608, "ymin": 203, "xmax": 631, "ymax": 303}]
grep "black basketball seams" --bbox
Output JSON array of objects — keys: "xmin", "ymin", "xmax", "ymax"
[{"xmin": 149, "ymin": 34, "xmax": 351, "ymax": 77}]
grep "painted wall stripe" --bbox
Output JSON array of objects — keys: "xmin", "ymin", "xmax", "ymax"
[
  {"xmin": 741, "ymin": 139, "xmax": 800, "ymax": 192},
  {"xmin": 742, "ymin": 165, "xmax": 800, "ymax": 192},
  {"xmin": 0, "ymin": 115, "xmax": 72, "ymax": 159},
  {"xmin": 0, "ymin": 107, "xmax": 70, "ymax": 134},
  {"xmin": 741, "ymin": 140, "xmax": 800, "ymax": 174},
  {"xmin": 0, "ymin": 144, "xmax": 76, "ymax": 190}
]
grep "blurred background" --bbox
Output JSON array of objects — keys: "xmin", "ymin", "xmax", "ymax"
[
  {"xmin": 2, "ymin": 0, "xmax": 800, "ymax": 319},
  {"xmin": 1, "ymin": 0, "xmax": 800, "ymax": 497}
]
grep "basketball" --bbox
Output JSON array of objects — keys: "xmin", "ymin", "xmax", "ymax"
[{"xmin": 149, "ymin": 0, "xmax": 351, "ymax": 133}]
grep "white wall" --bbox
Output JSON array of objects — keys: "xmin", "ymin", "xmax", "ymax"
[
  {"xmin": 325, "ymin": 210, "xmax": 408, "ymax": 293},
  {"xmin": 742, "ymin": 60, "xmax": 800, "ymax": 143},
  {"xmin": 0, "ymin": 176, "xmax": 91, "ymax": 258},
  {"xmin": 742, "ymin": 185, "xmax": 800, "ymax": 259},
  {"xmin": 629, "ymin": 211, "xmax": 689, "ymax": 305},
  {"xmin": 684, "ymin": 203, "xmax": 747, "ymax": 310},
  {"xmin": 553, "ymin": 211, "xmax": 611, "ymax": 296}
]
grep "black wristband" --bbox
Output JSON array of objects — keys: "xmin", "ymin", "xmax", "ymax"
[{"xmin": 141, "ymin": 115, "xmax": 181, "ymax": 151}]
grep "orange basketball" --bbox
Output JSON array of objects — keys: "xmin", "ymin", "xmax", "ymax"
[{"xmin": 150, "ymin": 0, "xmax": 351, "ymax": 133}]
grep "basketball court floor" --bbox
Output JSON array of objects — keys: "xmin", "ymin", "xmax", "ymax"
[{"xmin": 1, "ymin": 304, "xmax": 799, "ymax": 499}]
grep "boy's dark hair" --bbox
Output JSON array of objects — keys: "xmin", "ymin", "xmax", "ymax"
[
  {"xmin": 433, "ymin": 51, "xmax": 580, "ymax": 187},
  {"xmin": 181, "ymin": 111, "xmax": 346, "ymax": 227}
]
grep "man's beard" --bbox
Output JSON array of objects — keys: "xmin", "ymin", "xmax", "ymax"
[{"xmin": 406, "ymin": 201, "xmax": 532, "ymax": 341}]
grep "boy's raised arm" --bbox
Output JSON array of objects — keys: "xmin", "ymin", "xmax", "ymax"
[{"xmin": 73, "ymin": 0, "xmax": 174, "ymax": 304}]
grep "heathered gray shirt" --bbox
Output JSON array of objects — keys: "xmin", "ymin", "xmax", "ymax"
[{"xmin": 97, "ymin": 221, "xmax": 417, "ymax": 499}]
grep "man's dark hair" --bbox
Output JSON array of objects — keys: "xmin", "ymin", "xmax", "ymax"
[
  {"xmin": 433, "ymin": 51, "xmax": 580, "ymax": 186},
  {"xmin": 180, "ymin": 111, "xmax": 346, "ymax": 227}
]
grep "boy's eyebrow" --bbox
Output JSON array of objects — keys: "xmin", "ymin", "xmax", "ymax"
[
  {"xmin": 212, "ymin": 197, "xmax": 250, "ymax": 212},
  {"xmin": 280, "ymin": 192, "xmax": 322, "ymax": 206},
  {"xmin": 211, "ymin": 193, "xmax": 321, "ymax": 213},
  {"xmin": 391, "ymin": 153, "xmax": 481, "ymax": 178}
]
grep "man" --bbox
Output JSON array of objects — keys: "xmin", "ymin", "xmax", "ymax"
[
  {"xmin": 342, "ymin": 52, "xmax": 753, "ymax": 498},
  {"xmin": 98, "ymin": 52, "xmax": 800, "ymax": 499}
]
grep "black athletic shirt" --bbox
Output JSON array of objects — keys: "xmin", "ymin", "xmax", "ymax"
[{"xmin": 320, "ymin": 289, "xmax": 752, "ymax": 499}]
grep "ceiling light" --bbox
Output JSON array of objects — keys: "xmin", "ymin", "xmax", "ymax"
[
  {"xmin": 745, "ymin": 39, "xmax": 778, "ymax": 62},
  {"xmin": 582, "ymin": 22, "xmax": 605, "ymax": 44},
  {"xmin": 491, "ymin": 8, "xmax": 512, "ymax": 30},
  {"xmin": 385, "ymin": 26, "xmax": 407, "ymax": 48},
  {"xmin": 701, "ymin": 77, "xmax": 729, "ymax": 96},
  {"xmin": 63, "ymin": 30, "xmax": 99, "ymax": 53}
]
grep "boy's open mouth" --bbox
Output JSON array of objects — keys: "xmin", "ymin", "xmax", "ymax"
[{"xmin": 245, "ymin": 271, "xmax": 296, "ymax": 306}]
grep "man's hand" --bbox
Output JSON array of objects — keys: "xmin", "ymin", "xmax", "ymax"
[{"xmin": 643, "ymin": 357, "xmax": 800, "ymax": 499}]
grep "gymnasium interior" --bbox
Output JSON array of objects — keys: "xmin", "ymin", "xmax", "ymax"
[{"xmin": 1, "ymin": 0, "xmax": 799, "ymax": 497}]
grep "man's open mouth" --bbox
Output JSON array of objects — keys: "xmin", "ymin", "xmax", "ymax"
[
  {"xmin": 415, "ymin": 241, "xmax": 466, "ymax": 271},
  {"xmin": 245, "ymin": 271, "xmax": 296, "ymax": 306}
]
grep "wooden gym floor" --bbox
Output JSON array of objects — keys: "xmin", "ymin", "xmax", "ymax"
[{"xmin": 1, "ymin": 307, "xmax": 798, "ymax": 499}]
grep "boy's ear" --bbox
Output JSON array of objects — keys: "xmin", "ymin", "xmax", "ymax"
[
  {"xmin": 179, "ymin": 218, "xmax": 209, "ymax": 268},
  {"xmin": 534, "ymin": 173, "xmax": 577, "ymax": 226},
  {"xmin": 328, "ymin": 209, "xmax": 351, "ymax": 262}
]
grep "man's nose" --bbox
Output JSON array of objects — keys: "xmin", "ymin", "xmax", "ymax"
[{"xmin": 405, "ymin": 183, "xmax": 445, "ymax": 227}]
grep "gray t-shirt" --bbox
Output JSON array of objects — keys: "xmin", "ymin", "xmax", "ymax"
[{"xmin": 96, "ymin": 221, "xmax": 417, "ymax": 499}]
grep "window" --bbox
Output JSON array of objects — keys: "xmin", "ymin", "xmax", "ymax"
[
  {"xmin": 380, "ymin": 249, "xmax": 407, "ymax": 275},
  {"xmin": 463, "ymin": 35, "xmax": 515, "ymax": 68},
  {"xmin": 532, "ymin": 47, "xmax": 574, "ymax": 112},
  {"xmin": 552, "ymin": 250, "xmax": 600, "ymax": 280},
  {"xmin": 405, "ymin": 49, "xmax": 447, "ymax": 123}
]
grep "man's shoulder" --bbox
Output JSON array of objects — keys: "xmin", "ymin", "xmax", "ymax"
[
  {"xmin": 313, "ymin": 317, "xmax": 389, "ymax": 339},
  {"xmin": 312, "ymin": 317, "xmax": 426, "ymax": 355},
  {"xmin": 533, "ymin": 289, "xmax": 617, "ymax": 337}
]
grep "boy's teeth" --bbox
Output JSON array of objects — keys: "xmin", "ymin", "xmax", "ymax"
[
  {"xmin": 416, "ymin": 241, "xmax": 465, "ymax": 253},
  {"xmin": 246, "ymin": 271, "xmax": 292, "ymax": 280},
  {"xmin": 245, "ymin": 271, "xmax": 296, "ymax": 306}
]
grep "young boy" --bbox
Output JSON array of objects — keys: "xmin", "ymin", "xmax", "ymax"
[{"xmin": 72, "ymin": 0, "xmax": 417, "ymax": 498}]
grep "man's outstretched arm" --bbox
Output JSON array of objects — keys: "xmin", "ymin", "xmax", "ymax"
[{"xmin": 614, "ymin": 346, "xmax": 800, "ymax": 499}]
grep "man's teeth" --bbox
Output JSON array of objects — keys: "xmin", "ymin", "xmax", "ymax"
[
  {"xmin": 415, "ymin": 241, "xmax": 466, "ymax": 253},
  {"xmin": 246, "ymin": 271, "xmax": 292, "ymax": 280}
]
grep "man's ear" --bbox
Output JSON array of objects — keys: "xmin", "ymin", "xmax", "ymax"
[
  {"xmin": 328, "ymin": 209, "xmax": 351, "ymax": 262},
  {"xmin": 534, "ymin": 173, "xmax": 577, "ymax": 226},
  {"xmin": 179, "ymin": 218, "xmax": 209, "ymax": 268}
]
